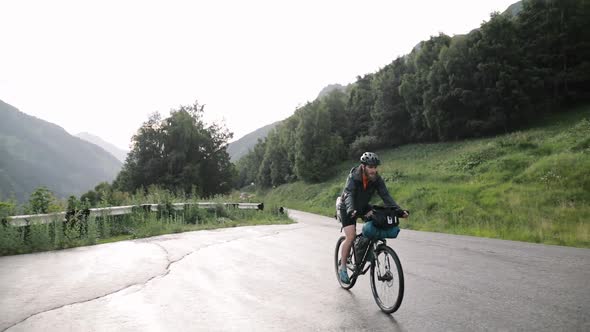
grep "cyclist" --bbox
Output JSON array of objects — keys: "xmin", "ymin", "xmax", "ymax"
[{"xmin": 337, "ymin": 151, "xmax": 409, "ymax": 284}]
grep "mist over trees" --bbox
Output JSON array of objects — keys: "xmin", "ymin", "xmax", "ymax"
[{"xmin": 237, "ymin": 0, "xmax": 590, "ymax": 188}]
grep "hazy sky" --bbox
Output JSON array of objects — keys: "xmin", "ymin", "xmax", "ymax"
[{"xmin": 1, "ymin": 0, "xmax": 516, "ymax": 150}]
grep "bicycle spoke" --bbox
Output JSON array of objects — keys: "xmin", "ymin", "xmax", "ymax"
[
  {"xmin": 370, "ymin": 245, "xmax": 404, "ymax": 313},
  {"xmin": 377, "ymin": 253, "xmax": 394, "ymax": 304}
]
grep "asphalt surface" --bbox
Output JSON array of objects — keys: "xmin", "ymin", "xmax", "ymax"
[{"xmin": 0, "ymin": 210, "xmax": 589, "ymax": 331}]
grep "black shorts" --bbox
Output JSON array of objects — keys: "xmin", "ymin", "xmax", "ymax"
[{"xmin": 339, "ymin": 208, "xmax": 357, "ymax": 227}]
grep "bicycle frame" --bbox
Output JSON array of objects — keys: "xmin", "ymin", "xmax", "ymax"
[{"xmin": 349, "ymin": 237, "xmax": 387, "ymax": 281}]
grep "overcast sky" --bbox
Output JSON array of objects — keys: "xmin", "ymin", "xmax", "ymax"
[{"xmin": 1, "ymin": 0, "xmax": 516, "ymax": 150}]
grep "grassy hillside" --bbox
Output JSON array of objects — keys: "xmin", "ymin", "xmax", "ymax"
[{"xmin": 260, "ymin": 105, "xmax": 590, "ymax": 248}]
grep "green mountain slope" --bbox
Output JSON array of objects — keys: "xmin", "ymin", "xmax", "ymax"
[
  {"xmin": 261, "ymin": 105, "xmax": 590, "ymax": 248},
  {"xmin": 0, "ymin": 100, "xmax": 122, "ymax": 202},
  {"xmin": 503, "ymin": 1, "xmax": 523, "ymax": 16},
  {"xmin": 227, "ymin": 121, "xmax": 281, "ymax": 162},
  {"xmin": 316, "ymin": 83, "xmax": 348, "ymax": 100},
  {"xmin": 227, "ymin": 83, "xmax": 349, "ymax": 163},
  {"xmin": 76, "ymin": 132, "xmax": 128, "ymax": 163}
]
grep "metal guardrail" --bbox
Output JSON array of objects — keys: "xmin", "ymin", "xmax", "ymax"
[{"xmin": 6, "ymin": 202, "xmax": 264, "ymax": 227}]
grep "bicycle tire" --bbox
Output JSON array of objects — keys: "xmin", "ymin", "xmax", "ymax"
[
  {"xmin": 334, "ymin": 236, "xmax": 358, "ymax": 289},
  {"xmin": 370, "ymin": 244, "xmax": 404, "ymax": 313}
]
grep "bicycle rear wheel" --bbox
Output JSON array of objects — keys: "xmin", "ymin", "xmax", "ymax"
[
  {"xmin": 334, "ymin": 236, "xmax": 358, "ymax": 289},
  {"xmin": 370, "ymin": 244, "xmax": 404, "ymax": 313}
]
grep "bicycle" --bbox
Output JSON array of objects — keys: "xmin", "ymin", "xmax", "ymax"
[{"xmin": 334, "ymin": 215, "xmax": 405, "ymax": 314}]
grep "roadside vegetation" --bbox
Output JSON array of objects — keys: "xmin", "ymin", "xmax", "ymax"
[
  {"xmin": 0, "ymin": 188, "xmax": 290, "ymax": 256},
  {"xmin": 261, "ymin": 106, "xmax": 590, "ymax": 248}
]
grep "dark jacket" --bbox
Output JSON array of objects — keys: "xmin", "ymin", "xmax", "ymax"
[{"xmin": 340, "ymin": 165, "xmax": 399, "ymax": 217}]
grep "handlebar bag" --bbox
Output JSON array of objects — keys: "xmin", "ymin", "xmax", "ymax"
[{"xmin": 371, "ymin": 206, "xmax": 400, "ymax": 229}]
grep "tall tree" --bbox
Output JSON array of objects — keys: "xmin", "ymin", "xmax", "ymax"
[
  {"xmin": 257, "ymin": 130, "xmax": 292, "ymax": 187},
  {"xmin": 370, "ymin": 57, "xmax": 411, "ymax": 146},
  {"xmin": 399, "ymin": 34, "xmax": 452, "ymax": 142},
  {"xmin": 295, "ymin": 102, "xmax": 344, "ymax": 182},
  {"xmin": 344, "ymin": 74, "xmax": 374, "ymax": 145},
  {"xmin": 114, "ymin": 102, "xmax": 234, "ymax": 197},
  {"xmin": 517, "ymin": 0, "xmax": 590, "ymax": 108},
  {"xmin": 236, "ymin": 138, "xmax": 267, "ymax": 188}
]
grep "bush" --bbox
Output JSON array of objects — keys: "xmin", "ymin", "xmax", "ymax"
[{"xmin": 349, "ymin": 135, "xmax": 380, "ymax": 158}]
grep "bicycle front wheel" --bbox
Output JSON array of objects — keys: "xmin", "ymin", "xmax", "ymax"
[{"xmin": 370, "ymin": 244, "xmax": 404, "ymax": 313}]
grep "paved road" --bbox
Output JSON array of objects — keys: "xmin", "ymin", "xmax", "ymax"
[{"xmin": 0, "ymin": 210, "xmax": 589, "ymax": 331}]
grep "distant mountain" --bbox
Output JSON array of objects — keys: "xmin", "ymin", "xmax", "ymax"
[
  {"xmin": 0, "ymin": 100, "xmax": 122, "ymax": 202},
  {"xmin": 228, "ymin": 84, "xmax": 350, "ymax": 162},
  {"xmin": 227, "ymin": 121, "xmax": 282, "ymax": 162},
  {"xmin": 316, "ymin": 84, "xmax": 347, "ymax": 100},
  {"xmin": 503, "ymin": 1, "xmax": 523, "ymax": 16},
  {"xmin": 76, "ymin": 132, "xmax": 128, "ymax": 163}
]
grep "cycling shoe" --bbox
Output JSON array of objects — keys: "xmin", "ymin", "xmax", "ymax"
[{"xmin": 339, "ymin": 267, "xmax": 350, "ymax": 284}]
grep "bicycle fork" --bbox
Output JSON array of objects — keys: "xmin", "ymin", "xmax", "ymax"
[{"xmin": 373, "ymin": 245, "xmax": 394, "ymax": 282}]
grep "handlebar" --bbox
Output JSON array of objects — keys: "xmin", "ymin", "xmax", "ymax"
[
  {"xmin": 350, "ymin": 207, "xmax": 410, "ymax": 221},
  {"xmin": 370, "ymin": 205, "xmax": 410, "ymax": 218}
]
